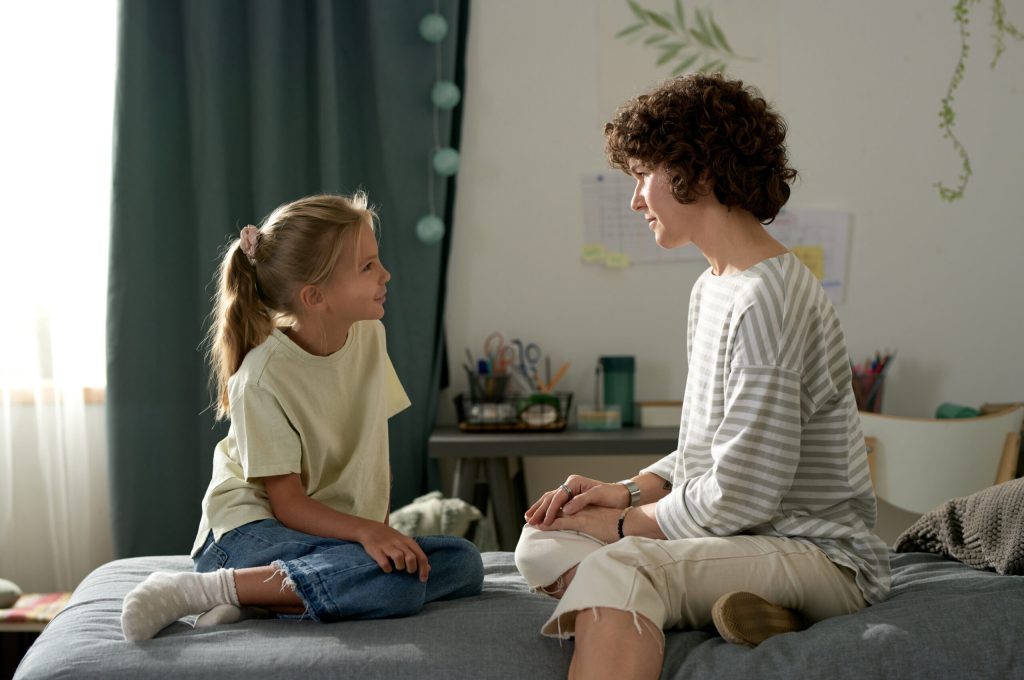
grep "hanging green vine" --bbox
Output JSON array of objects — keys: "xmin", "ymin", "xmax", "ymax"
[
  {"xmin": 936, "ymin": 0, "xmax": 1021, "ymax": 202},
  {"xmin": 990, "ymin": 0, "xmax": 1023, "ymax": 66},
  {"xmin": 619, "ymin": 1, "xmax": 1019, "ymax": 203},
  {"xmin": 616, "ymin": 0, "xmax": 747, "ymax": 75}
]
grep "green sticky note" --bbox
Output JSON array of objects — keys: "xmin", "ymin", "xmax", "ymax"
[
  {"xmin": 605, "ymin": 252, "xmax": 631, "ymax": 268},
  {"xmin": 582, "ymin": 243, "xmax": 607, "ymax": 263}
]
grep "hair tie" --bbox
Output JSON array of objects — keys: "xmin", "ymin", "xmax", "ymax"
[{"xmin": 239, "ymin": 225, "xmax": 259, "ymax": 262}]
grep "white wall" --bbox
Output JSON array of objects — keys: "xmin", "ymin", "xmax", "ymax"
[{"xmin": 441, "ymin": 0, "xmax": 1024, "ymax": 494}]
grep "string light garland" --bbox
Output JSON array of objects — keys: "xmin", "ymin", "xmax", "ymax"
[{"xmin": 416, "ymin": 2, "xmax": 461, "ymax": 244}]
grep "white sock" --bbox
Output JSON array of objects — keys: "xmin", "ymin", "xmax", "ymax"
[
  {"xmin": 121, "ymin": 569, "xmax": 239, "ymax": 641},
  {"xmin": 194, "ymin": 604, "xmax": 269, "ymax": 628}
]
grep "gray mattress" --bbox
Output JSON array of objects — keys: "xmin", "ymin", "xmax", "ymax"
[{"xmin": 14, "ymin": 551, "xmax": 1024, "ymax": 679}]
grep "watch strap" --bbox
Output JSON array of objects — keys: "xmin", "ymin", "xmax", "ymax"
[{"xmin": 617, "ymin": 479, "xmax": 641, "ymax": 507}]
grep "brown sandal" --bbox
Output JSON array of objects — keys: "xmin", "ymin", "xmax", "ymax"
[{"xmin": 711, "ymin": 591, "xmax": 805, "ymax": 647}]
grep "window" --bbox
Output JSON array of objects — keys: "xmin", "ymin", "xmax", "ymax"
[
  {"xmin": 0, "ymin": 0, "xmax": 118, "ymax": 392},
  {"xmin": 0, "ymin": 0, "xmax": 118, "ymax": 593}
]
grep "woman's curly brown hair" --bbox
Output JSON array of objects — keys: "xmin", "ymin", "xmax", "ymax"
[{"xmin": 604, "ymin": 73, "xmax": 797, "ymax": 223}]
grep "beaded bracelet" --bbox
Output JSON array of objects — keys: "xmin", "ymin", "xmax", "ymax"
[{"xmin": 617, "ymin": 506, "xmax": 634, "ymax": 540}]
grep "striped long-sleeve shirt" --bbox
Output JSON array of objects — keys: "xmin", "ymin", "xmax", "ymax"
[{"xmin": 641, "ymin": 252, "xmax": 890, "ymax": 604}]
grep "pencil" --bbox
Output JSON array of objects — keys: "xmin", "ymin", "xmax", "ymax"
[{"xmin": 545, "ymin": 362, "xmax": 570, "ymax": 393}]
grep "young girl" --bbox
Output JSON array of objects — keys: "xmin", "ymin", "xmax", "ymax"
[
  {"xmin": 515, "ymin": 74, "xmax": 890, "ymax": 678},
  {"xmin": 121, "ymin": 193, "xmax": 483, "ymax": 641}
]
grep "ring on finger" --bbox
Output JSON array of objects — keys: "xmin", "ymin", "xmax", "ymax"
[{"xmin": 558, "ymin": 483, "xmax": 574, "ymax": 501}]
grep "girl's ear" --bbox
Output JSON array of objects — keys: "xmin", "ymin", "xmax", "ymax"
[{"xmin": 297, "ymin": 284, "xmax": 324, "ymax": 311}]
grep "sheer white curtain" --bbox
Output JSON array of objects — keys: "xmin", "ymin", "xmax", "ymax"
[{"xmin": 0, "ymin": 1, "xmax": 118, "ymax": 592}]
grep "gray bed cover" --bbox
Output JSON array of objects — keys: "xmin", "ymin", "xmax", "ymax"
[{"xmin": 14, "ymin": 551, "xmax": 1024, "ymax": 679}]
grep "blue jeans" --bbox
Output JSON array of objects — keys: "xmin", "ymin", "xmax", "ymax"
[{"xmin": 194, "ymin": 519, "xmax": 484, "ymax": 622}]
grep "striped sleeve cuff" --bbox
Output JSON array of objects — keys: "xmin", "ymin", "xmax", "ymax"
[
  {"xmin": 654, "ymin": 480, "xmax": 716, "ymax": 540},
  {"xmin": 640, "ymin": 450, "xmax": 678, "ymax": 481}
]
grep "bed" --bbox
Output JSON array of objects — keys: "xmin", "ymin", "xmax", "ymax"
[{"xmin": 13, "ymin": 549, "xmax": 1024, "ymax": 680}]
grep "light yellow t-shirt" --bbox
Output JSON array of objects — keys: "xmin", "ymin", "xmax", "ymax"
[{"xmin": 191, "ymin": 320, "xmax": 411, "ymax": 557}]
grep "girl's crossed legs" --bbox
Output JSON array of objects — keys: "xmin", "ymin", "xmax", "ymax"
[{"xmin": 121, "ymin": 519, "xmax": 483, "ymax": 640}]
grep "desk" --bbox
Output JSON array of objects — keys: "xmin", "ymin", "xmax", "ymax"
[
  {"xmin": 428, "ymin": 427, "xmax": 677, "ymax": 550},
  {"xmin": 1, "ymin": 592, "xmax": 70, "ymax": 677}
]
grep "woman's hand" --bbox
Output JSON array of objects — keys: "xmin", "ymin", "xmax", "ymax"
[
  {"xmin": 536, "ymin": 505, "xmax": 623, "ymax": 544},
  {"xmin": 525, "ymin": 474, "xmax": 601, "ymax": 526},
  {"xmin": 525, "ymin": 475, "xmax": 630, "ymax": 527},
  {"xmin": 355, "ymin": 522, "xmax": 431, "ymax": 582}
]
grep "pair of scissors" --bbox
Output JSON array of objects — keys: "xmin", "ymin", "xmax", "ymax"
[
  {"xmin": 510, "ymin": 338, "xmax": 542, "ymax": 384},
  {"xmin": 483, "ymin": 332, "xmax": 515, "ymax": 374}
]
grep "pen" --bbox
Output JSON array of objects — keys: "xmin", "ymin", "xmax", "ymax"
[
  {"xmin": 463, "ymin": 364, "xmax": 487, "ymax": 398},
  {"xmin": 544, "ymin": 362, "xmax": 570, "ymax": 393},
  {"xmin": 864, "ymin": 352, "xmax": 895, "ymax": 411}
]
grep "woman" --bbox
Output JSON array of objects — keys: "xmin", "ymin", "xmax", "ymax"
[{"xmin": 514, "ymin": 73, "xmax": 890, "ymax": 679}]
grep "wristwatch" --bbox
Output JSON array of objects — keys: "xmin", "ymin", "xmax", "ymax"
[{"xmin": 617, "ymin": 479, "xmax": 641, "ymax": 507}]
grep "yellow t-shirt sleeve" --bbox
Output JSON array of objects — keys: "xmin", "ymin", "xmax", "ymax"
[
  {"xmin": 384, "ymin": 353, "xmax": 411, "ymax": 418},
  {"xmin": 373, "ymin": 321, "xmax": 410, "ymax": 419},
  {"xmin": 232, "ymin": 383, "xmax": 302, "ymax": 480}
]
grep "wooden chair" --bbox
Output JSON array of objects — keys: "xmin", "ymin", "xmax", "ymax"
[{"xmin": 861, "ymin": 404, "xmax": 1023, "ymax": 516}]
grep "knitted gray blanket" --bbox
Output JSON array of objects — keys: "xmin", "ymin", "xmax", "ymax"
[{"xmin": 894, "ymin": 478, "xmax": 1024, "ymax": 575}]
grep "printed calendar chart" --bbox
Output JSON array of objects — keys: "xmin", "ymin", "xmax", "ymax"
[{"xmin": 580, "ymin": 170, "xmax": 850, "ymax": 303}]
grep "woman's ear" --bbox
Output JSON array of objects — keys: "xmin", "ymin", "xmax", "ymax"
[
  {"xmin": 297, "ymin": 284, "xmax": 324, "ymax": 311},
  {"xmin": 696, "ymin": 171, "xmax": 714, "ymax": 195}
]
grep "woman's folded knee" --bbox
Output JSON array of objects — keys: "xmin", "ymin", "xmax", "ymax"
[
  {"xmin": 514, "ymin": 524, "xmax": 593, "ymax": 589},
  {"xmin": 514, "ymin": 526, "xmax": 544, "ymax": 584},
  {"xmin": 561, "ymin": 542, "xmax": 671, "ymax": 630}
]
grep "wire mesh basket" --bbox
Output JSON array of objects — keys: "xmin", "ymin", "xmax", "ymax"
[{"xmin": 454, "ymin": 392, "xmax": 573, "ymax": 432}]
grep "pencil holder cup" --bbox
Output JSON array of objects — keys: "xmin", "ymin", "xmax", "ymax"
[
  {"xmin": 852, "ymin": 369, "xmax": 886, "ymax": 413},
  {"xmin": 469, "ymin": 374, "xmax": 510, "ymax": 403}
]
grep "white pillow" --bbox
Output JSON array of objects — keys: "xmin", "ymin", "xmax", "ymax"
[{"xmin": 0, "ymin": 578, "xmax": 22, "ymax": 608}]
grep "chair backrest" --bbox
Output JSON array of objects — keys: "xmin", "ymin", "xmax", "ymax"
[{"xmin": 860, "ymin": 405, "xmax": 1024, "ymax": 515}]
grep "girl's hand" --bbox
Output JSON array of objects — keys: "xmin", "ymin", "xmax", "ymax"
[
  {"xmin": 356, "ymin": 522, "xmax": 431, "ymax": 582},
  {"xmin": 525, "ymin": 474, "xmax": 626, "ymax": 527},
  {"xmin": 261, "ymin": 473, "xmax": 431, "ymax": 580}
]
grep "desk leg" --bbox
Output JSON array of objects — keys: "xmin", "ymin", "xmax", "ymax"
[
  {"xmin": 485, "ymin": 458, "xmax": 521, "ymax": 552},
  {"xmin": 512, "ymin": 455, "xmax": 528, "ymax": 520},
  {"xmin": 452, "ymin": 458, "xmax": 480, "ymax": 503}
]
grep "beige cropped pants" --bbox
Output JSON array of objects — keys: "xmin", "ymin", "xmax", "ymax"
[{"xmin": 515, "ymin": 525, "xmax": 866, "ymax": 640}]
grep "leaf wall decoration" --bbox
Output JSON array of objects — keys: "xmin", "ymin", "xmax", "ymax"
[{"xmin": 618, "ymin": 0, "xmax": 745, "ymax": 76}]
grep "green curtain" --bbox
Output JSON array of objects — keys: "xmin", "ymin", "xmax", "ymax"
[{"xmin": 107, "ymin": 0, "xmax": 467, "ymax": 557}]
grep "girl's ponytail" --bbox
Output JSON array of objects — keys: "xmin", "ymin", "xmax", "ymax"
[{"xmin": 207, "ymin": 234, "xmax": 274, "ymax": 420}]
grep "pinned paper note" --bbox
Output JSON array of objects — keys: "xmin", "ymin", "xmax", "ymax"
[
  {"xmin": 790, "ymin": 245, "xmax": 825, "ymax": 280},
  {"xmin": 772, "ymin": 209, "xmax": 850, "ymax": 304}
]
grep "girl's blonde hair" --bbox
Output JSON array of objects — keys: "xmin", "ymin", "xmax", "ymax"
[{"xmin": 206, "ymin": 192, "xmax": 377, "ymax": 420}]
